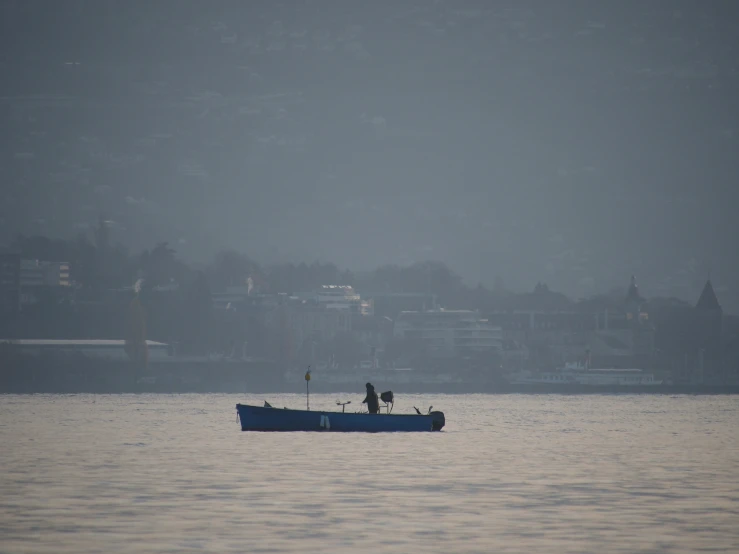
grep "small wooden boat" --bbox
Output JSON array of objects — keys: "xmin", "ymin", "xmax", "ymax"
[{"xmin": 236, "ymin": 403, "xmax": 445, "ymax": 432}]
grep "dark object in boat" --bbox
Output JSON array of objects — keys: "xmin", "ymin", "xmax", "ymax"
[{"xmin": 380, "ymin": 391, "xmax": 394, "ymax": 413}]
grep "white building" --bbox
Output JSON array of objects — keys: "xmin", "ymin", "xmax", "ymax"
[
  {"xmin": 1, "ymin": 339, "xmax": 171, "ymax": 362},
  {"xmin": 296, "ymin": 285, "xmax": 372, "ymax": 315},
  {"xmin": 20, "ymin": 260, "xmax": 70, "ymax": 287},
  {"xmin": 394, "ymin": 309, "xmax": 503, "ymax": 358}
]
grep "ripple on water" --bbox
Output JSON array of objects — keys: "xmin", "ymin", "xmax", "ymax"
[{"xmin": 0, "ymin": 393, "xmax": 738, "ymax": 553}]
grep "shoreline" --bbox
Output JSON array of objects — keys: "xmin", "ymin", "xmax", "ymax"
[{"xmin": 3, "ymin": 382, "xmax": 739, "ymax": 395}]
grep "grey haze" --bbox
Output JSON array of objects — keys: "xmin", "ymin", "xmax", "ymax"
[{"xmin": 1, "ymin": 0, "xmax": 738, "ymax": 309}]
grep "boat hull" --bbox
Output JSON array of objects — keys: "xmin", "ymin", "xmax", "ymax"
[{"xmin": 236, "ymin": 403, "xmax": 445, "ymax": 432}]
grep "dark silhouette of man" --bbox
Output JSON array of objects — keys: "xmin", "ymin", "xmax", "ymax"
[{"xmin": 362, "ymin": 382, "xmax": 379, "ymax": 414}]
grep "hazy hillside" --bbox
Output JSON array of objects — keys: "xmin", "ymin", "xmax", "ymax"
[{"xmin": 1, "ymin": 0, "xmax": 738, "ymax": 309}]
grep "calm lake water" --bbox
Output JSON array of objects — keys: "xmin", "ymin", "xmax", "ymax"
[{"xmin": 1, "ymin": 393, "xmax": 738, "ymax": 553}]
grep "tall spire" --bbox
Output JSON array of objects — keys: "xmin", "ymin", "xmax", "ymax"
[
  {"xmin": 625, "ymin": 274, "xmax": 643, "ymax": 303},
  {"xmin": 696, "ymin": 279, "xmax": 721, "ymax": 312}
]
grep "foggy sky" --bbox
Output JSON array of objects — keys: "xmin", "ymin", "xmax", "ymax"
[{"xmin": 1, "ymin": 0, "xmax": 738, "ymax": 310}]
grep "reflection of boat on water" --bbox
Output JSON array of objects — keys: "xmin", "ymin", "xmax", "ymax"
[{"xmin": 508, "ymin": 362, "xmax": 662, "ymax": 387}]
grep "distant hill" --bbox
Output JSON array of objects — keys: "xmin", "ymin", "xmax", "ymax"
[{"xmin": 1, "ymin": 0, "xmax": 737, "ymax": 310}]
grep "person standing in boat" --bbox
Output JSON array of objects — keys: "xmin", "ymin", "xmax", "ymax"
[{"xmin": 362, "ymin": 382, "xmax": 380, "ymax": 414}]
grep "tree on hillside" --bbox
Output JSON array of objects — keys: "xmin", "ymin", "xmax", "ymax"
[
  {"xmin": 10, "ymin": 234, "xmax": 71, "ymax": 262},
  {"xmin": 208, "ymin": 250, "xmax": 260, "ymax": 292},
  {"xmin": 138, "ymin": 242, "xmax": 188, "ymax": 287},
  {"xmin": 11, "ymin": 231, "xmax": 134, "ymax": 289},
  {"xmin": 265, "ymin": 261, "xmax": 344, "ymax": 293},
  {"xmin": 366, "ymin": 261, "xmax": 464, "ymax": 305},
  {"xmin": 502, "ymin": 283, "xmax": 573, "ymax": 312}
]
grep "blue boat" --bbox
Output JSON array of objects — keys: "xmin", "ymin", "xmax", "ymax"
[{"xmin": 236, "ymin": 403, "xmax": 445, "ymax": 432}]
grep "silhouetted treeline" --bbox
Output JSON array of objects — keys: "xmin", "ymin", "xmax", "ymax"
[
  {"xmin": 5, "ymin": 231, "xmax": 714, "ymax": 357},
  {"xmin": 9, "ymin": 230, "xmax": 691, "ymax": 308},
  {"xmin": 9, "ymin": 232, "xmax": 485, "ymax": 298},
  {"xmin": 0, "ymin": 232, "xmax": 488, "ymax": 348}
]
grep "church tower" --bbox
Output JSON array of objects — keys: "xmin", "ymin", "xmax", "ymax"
[
  {"xmin": 625, "ymin": 275, "xmax": 647, "ymax": 323},
  {"xmin": 694, "ymin": 278, "xmax": 723, "ymax": 349},
  {"xmin": 624, "ymin": 275, "xmax": 653, "ymax": 360}
]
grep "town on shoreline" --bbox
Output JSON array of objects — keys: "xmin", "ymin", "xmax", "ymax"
[{"xmin": 2, "ymin": 230, "xmax": 738, "ymax": 394}]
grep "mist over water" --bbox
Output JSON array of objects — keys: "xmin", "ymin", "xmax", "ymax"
[{"xmin": 1, "ymin": 393, "xmax": 738, "ymax": 553}]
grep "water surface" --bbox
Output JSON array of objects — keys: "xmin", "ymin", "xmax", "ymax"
[{"xmin": 1, "ymin": 394, "xmax": 738, "ymax": 553}]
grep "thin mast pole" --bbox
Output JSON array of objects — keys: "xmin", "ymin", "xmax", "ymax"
[{"xmin": 305, "ymin": 366, "xmax": 311, "ymax": 410}]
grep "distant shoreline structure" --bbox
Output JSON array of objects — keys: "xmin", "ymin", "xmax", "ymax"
[{"xmin": 2, "ymin": 338, "xmax": 738, "ymax": 395}]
